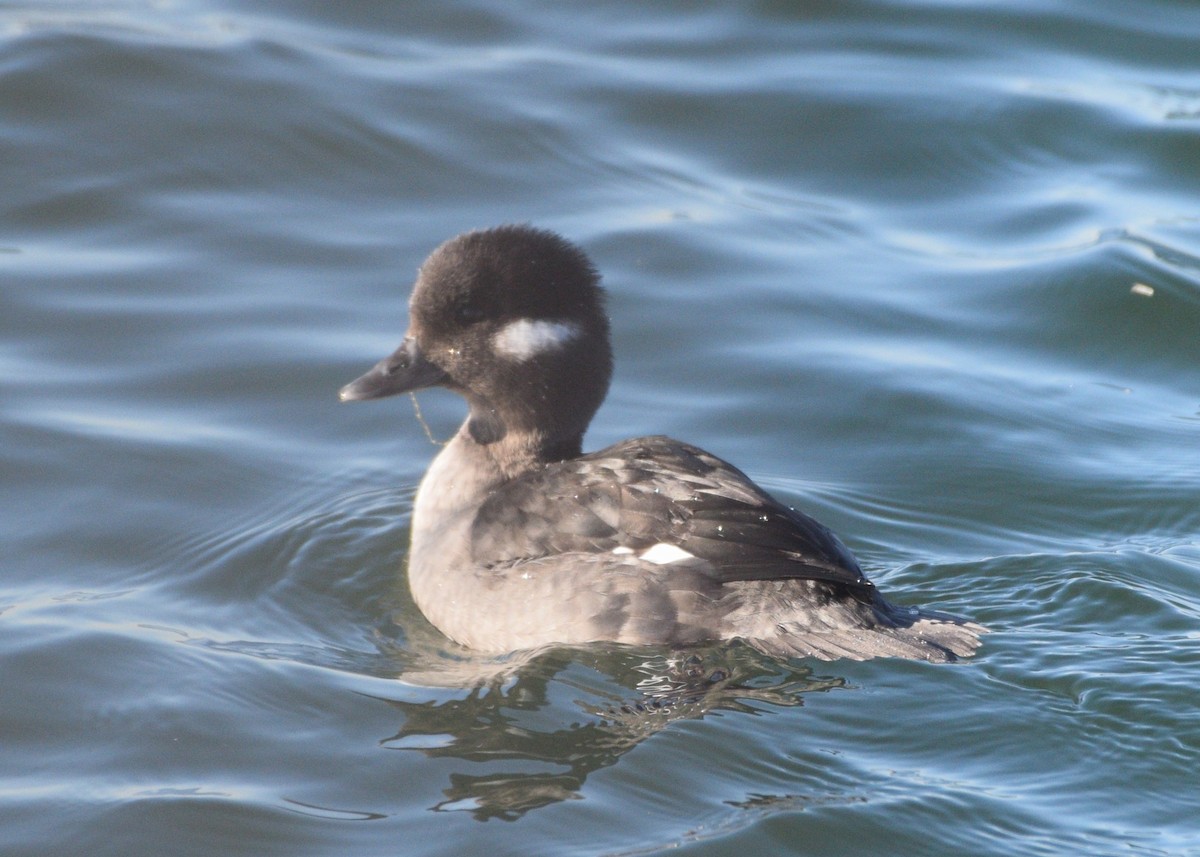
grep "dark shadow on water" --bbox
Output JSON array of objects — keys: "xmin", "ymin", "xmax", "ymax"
[{"xmin": 366, "ymin": 641, "xmax": 846, "ymax": 821}]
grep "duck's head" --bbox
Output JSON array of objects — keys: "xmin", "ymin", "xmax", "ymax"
[{"xmin": 339, "ymin": 225, "xmax": 613, "ymax": 460}]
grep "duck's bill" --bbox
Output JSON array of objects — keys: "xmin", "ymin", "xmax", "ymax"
[{"xmin": 338, "ymin": 336, "xmax": 449, "ymax": 402}]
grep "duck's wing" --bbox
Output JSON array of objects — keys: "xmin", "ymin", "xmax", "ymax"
[{"xmin": 471, "ymin": 435, "xmax": 872, "ymax": 593}]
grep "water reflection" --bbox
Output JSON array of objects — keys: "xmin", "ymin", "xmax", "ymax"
[{"xmin": 371, "ymin": 643, "xmax": 844, "ymax": 821}]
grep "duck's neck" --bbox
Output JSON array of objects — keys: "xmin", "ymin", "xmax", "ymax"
[{"xmin": 411, "ymin": 422, "xmax": 581, "ymax": 539}]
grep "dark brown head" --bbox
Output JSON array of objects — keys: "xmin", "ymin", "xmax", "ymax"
[{"xmin": 340, "ymin": 226, "xmax": 612, "ymax": 459}]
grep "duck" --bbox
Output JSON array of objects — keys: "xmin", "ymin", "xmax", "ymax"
[{"xmin": 340, "ymin": 225, "xmax": 984, "ymax": 662}]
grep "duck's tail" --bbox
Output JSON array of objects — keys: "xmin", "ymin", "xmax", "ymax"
[{"xmin": 747, "ymin": 598, "xmax": 987, "ymax": 664}]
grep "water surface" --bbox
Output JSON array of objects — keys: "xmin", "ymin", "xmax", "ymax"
[{"xmin": 3, "ymin": 1, "xmax": 1199, "ymax": 855}]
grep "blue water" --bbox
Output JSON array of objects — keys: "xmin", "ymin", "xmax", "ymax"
[{"xmin": 3, "ymin": 1, "xmax": 1199, "ymax": 855}]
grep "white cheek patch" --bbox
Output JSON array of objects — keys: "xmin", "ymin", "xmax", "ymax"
[
  {"xmin": 638, "ymin": 543, "xmax": 696, "ymax": 565},
  {"xmin": 492, "ymin": 318, "xmax": 581, "ymax": 361}
]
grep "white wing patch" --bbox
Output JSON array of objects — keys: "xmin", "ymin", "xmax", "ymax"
[
  {"xmin": 638, "ymin": 543, "xmax": 696, "ymax": 565},
  {"xmin": 493, "ymin": 318, "xmax": 581, "ymax": 361}
]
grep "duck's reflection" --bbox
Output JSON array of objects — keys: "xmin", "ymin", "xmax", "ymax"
[{"xmin": 368, "ymin": 641, "xmax": 845, "ymax": 821}]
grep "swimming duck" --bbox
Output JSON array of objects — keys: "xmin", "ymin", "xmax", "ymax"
[{"xmin": 340, "ymin": 225, "xmax": 984, "ymax": 662}]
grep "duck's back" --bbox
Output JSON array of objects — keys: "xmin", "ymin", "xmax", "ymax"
[{"xmin": 472, "ymin": 436, "xmax": 866, "ymax": 588}]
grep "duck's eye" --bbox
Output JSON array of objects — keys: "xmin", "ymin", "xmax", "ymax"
[{"xmin": 453, "ymin": 303, "xmax": 485, "ymax": 326}]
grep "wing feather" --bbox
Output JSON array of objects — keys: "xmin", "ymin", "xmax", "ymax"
[{"xmin": 471, "ymin": 436, "xmax": 871, "ymax": 593}]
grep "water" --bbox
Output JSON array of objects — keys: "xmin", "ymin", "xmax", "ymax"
[{"xmin": 3, "ymin": 1, "xmax": 1199, "ymax": 854}]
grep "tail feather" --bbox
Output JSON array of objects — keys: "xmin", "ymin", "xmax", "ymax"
[{"xmin": 747, "ymin": 603, "xmax": 987, "ymax": 664}]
